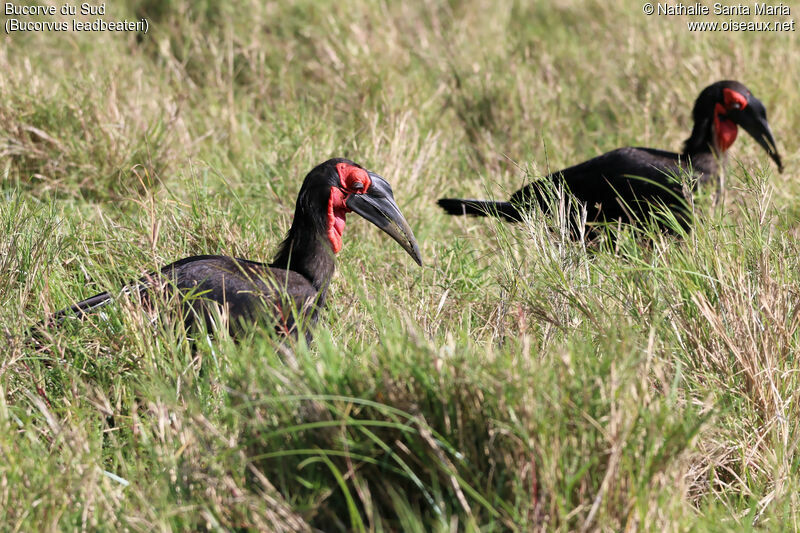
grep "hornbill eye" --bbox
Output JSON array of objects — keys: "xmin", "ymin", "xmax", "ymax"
[{"xmin": 349, "ymin": 181, "xmax": 365, "ymax": 192}]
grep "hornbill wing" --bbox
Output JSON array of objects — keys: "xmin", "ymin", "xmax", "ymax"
[
  {"xmin": 43, "ymin": 255, "xmax": 320, "ymax": 336},
  {"xmin": 509, "ymin": 147, "xmax": 689, "ymax": 223},
  {"xmin": 439, "ymin": 147, "xmax": 693, "ymax": 229},
  {"xmin": 163, "ymin": 256, "xmax": 320, "ymax": 333}
]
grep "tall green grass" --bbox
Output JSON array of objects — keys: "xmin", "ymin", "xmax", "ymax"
[{"xmin": 2, "ymin": 0, "xmax": 799, "ymax": 530}]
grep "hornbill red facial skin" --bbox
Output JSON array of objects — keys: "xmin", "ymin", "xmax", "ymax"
[
  {"xmin": 438, "ymin": 80, "xmax": 782, "ymax": 233},
  {"xmin": 44, "ymin": 159, "xmax": 422, "ymax": 340}
]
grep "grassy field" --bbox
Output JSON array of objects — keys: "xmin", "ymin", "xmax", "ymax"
[{"xmin": 2, "ymin": 0, "xmax": 799, "ymax": 530}]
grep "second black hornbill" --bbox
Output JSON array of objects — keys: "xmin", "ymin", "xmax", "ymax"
[
  {"xmin": 438, "ymin": 80, "xmax": 783, "ymax": 232},
  {"xmin": 46, "ymin": 159, "xmax": 422, "ymax": 339}
]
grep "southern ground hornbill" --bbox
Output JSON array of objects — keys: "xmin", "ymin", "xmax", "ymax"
[
  {"xmin": 438, "ymin": 80, "xmax": 783, "ymax": 233},
  {"xmin": 43, "ymin": 158, "xmax": 422, "ymax": 340}
]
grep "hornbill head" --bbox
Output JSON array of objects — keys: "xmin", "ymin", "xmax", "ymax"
[
  {"xmin": 299, "ymin": 158, "xmax": 423, "ymax": 265},
  {"xmin": 691, "ymin": 80, "xmax": 782, "ymax": 172}
]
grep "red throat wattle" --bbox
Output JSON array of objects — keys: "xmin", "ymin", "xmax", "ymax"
[
  {"xmin": 326, "ymin": 163, "xmax": 372, "ymax": 253},
  {"xmin": 327, "ymin": 187, "xmax": 349, "ymax": 253},
  {"xmin": 714, "ymin": 104, "xmax": 738, "ymax": 152},
  {"xmin": 713, "ymin": 88, "xmax": 748, "ymax": 152}
]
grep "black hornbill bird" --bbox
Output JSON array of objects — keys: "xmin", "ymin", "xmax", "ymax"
[
  {"xmin": 438, "ymin": 80, "xmax": 783, "ymax": 232},
  {"xmin": 44, "ymin": 159, "xmax": 422, "ymax": 340}
]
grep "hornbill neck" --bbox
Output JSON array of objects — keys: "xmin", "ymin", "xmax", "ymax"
[
  {"xmin": 270, "ymin": 200, "xmax": 336, "ymax": 304},
  {"xmin": 683, "ymin": 119, "xmax": 716, "ymax": 157},
  {"xmin": 681, "ymin": 112, "xmax": 723, "ymax": 181}
]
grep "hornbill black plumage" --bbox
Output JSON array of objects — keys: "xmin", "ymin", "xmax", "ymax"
[
  {"xmin": 43, "ymin": 159, "xmax": 422, "ymax": 340},
  {"xmin": 438, "ymin": 80, "xmax": 783, "ymax": 233}
]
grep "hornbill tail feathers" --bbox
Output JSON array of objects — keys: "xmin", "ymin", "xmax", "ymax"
[{"xmin": 437, "ymin": 198, "xmax": 522, "ymax": 222}]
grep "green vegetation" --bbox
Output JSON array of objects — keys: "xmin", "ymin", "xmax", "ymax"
[{"xmin": 2, "ymin": 1, "xmax": 799, "ymax": 530}]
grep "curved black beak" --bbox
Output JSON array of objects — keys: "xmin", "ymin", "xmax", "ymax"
[
  {"xmin": 729, "ymin": 95, "xmax": 783, "ymax": 173},
  {"xmin": 345, "ymin": 173, "xmax": 423, "ymax": 266}
]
